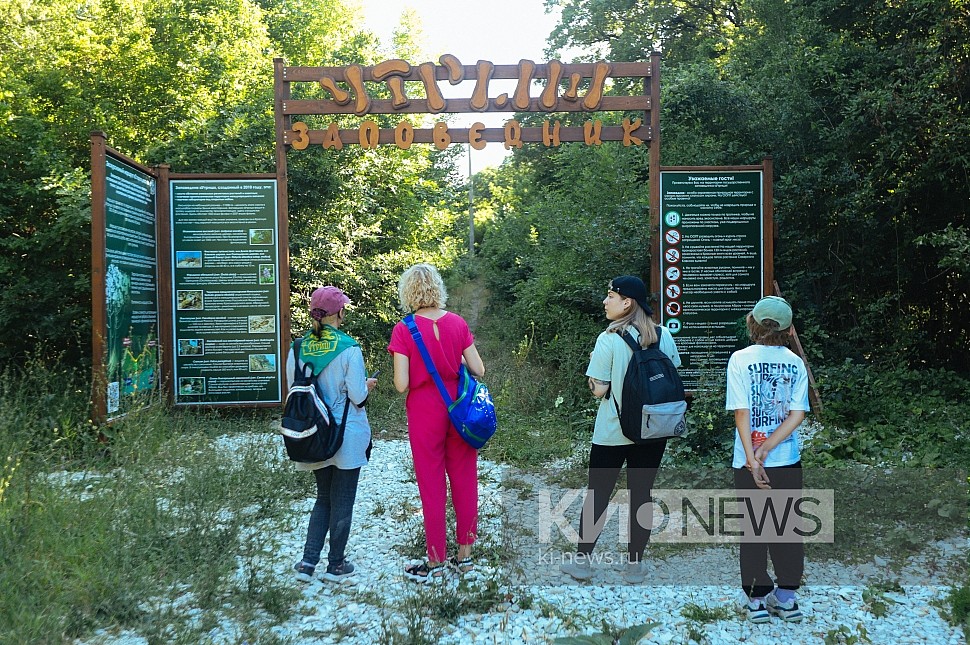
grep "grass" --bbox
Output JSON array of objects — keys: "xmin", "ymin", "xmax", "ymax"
[{"xmin": 0, "ymin": 360, "xmax": 304, "ymax": 642}]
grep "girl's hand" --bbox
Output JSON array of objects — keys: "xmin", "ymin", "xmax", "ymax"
[
  {"xmin": 746, "ymin": 458, "xmax": 771, "ymax": 490},
  {"xmin": 365, "ymin": 377, "xmax": 377, "ymax": 392},
  {"xmin": 754, "ymin": 444, "xmax": 770, "ymax": 464}
]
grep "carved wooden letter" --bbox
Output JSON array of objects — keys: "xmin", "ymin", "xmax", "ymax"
[
  {"xmin": 503, "ymin": 120, "xmax": 523, "ymax": 149},
  {"xmin": 323, "ymin": 123, "xmax": 344, "ymax": 150},
  {"xmin": 291, "ymin": 121, "xmax": 310, "ymax": 150},
  {"xmin": 582, "ymin": 62, "xmax": 610, "ymax": 111},
  {"xmin": 372, "ymin": 59, "xmax": 412, "ymax": 109},
  {"xmin": 344, "ymin": 65, "xmax": 370, "ymax": 115},
  {"xmin": 540, "ymin": 60, "xmax": 563, "ymax": 111},
  {"xmin": 469, "ymin": 61, "xmax": 495, "ymax": 111},
  {"xmin": 542, "ymin": 120, "xmax": 561, "ymax": 147},
  {"xmin": 417, "ymin": 62, "xmax": 446, "ymax": 112},
  {"xmin": 439, "ymin": 54, "xmax": 464, "ymax": 84},
  {"xmin": 318, "ymin": 76, "xmax": 351, "ymax": 105},
  {"xmin": 433, "ymin": 122, "xmax": 452, "ymax": 150},
  {"xmin": 513, "ymin": 59, "xmax": 536, "ymax": 110},
  {"xmin": 395, "ymin": 121, "xmax": 414, "ymax": 149},
  {"xmin": 622, "ymin": 118, "xmax": 643, "ymax": 146},
  {"xmin": 359, "ymin": 120, "xmax": 380, "ymax": 148},
  {"xmin": 469, "ymin": 122, "xmax": 486, "ymax": 150},
  {"xmin": 583, "ymin": 120, "xmax": 602, "ymax": 145}
]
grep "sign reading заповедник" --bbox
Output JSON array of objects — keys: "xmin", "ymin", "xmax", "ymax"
[
  {"xmin": 170, "ymin": 180, "xmax": 282, "ymax": 405},
  {"xmin": 659, "ymin": 171, "xmax": 764, "ymax": 390},
  {"xmin": 104, "ymin": 155, "xmax": 159, "ymax": 416},
  {"xmin": 280, "ymin": 57, "xmax": 655, "ymax": 151}
]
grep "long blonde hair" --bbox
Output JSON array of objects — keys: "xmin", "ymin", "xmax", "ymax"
[{"xmin": 607, "ymin": 302, "xmax": 657, "ymax": 348}]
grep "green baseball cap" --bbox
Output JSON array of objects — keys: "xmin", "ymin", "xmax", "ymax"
[{"xmin": 752, "ymin": 296, "xmax": 792, "ymax": 330}]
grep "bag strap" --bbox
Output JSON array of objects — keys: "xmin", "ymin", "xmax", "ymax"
[
  {"xmin": 294, "ymin": 335, "xmax": 351, "ymax": 424},
  {"xmin": 612, "ymin": 327, "xmax": 663, "ymax": 417},
  {"xmin": 403, "ymin": 314, "xmax": 455, "ymax": 409}
]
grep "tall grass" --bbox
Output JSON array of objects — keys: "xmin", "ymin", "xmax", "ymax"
[{"xmin": 0, "ymin": 359, "xmax": 303, "ymax": 642}]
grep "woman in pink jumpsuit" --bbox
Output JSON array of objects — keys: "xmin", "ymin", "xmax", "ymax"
[{"xmin": 388, "ymin": 263, "xmax": 486, "ymax": 583}]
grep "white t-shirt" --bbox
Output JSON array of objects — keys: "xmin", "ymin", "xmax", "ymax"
[
  {"xmin": 725, "ymin": 344, "xmax": 810, "ymax": 468},
  {"xmin": 585, "ymin": 325, "xmax": 681, "ymax": 446}
]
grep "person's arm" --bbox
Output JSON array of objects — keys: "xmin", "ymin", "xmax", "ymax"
[
  {"xmin": 659, "ymin": 326, "xmax": 682, "ymax": 368},
  {"xmin": 285, "ymin": 346, "xmax": 296, "ymax": 392},
  {"xmin": 462, "ymin": 343, "xmax": 485, "ymax": 378},
  {"xmin": 754, "ymin": 409, "xmax": 806, "ymax": 463},
  {"xmin": 588, "ymin": 377, "xmax": 610, "ymax": 398},
  {"xmin": 392, "ymin": 352, "xmax": 409, "ymax": 393},
  {"xmin": 345, "ymin": 347, "xmax": 373, "ymax": 406},
  {"xmin": 735, "ymin": 408, "xmax": 771, "ymax": 489}
]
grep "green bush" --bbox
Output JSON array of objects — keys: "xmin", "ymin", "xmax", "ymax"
[{"xmin": 811, "ymin": 361, "xmax": 970, "ymax": 467}]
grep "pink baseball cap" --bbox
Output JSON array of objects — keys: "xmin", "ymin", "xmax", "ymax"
[{"xmin": 310, "ymin": 286, "xmax": 351, "ymax": 318}]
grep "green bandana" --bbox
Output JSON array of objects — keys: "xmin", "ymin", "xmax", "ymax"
[{"xmin": 297, "ymin": 325, "xmax": 359, "ymax": 375}]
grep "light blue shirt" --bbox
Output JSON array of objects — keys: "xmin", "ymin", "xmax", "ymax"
[{"xmin": 286, "ymin": 344, "xmax": 371, "ymax": 470}]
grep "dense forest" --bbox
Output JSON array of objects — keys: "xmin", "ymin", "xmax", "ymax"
[
  {"xmin": 1, "ymin": 0, "xmax": 968, "ymax": 418},
  {"xmin": 2, "ymin": 1, "xmax": 969, "ymax": 641}
]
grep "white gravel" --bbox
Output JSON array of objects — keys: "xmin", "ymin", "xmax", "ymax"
[{"xmin": 77, "ymin": 433, "xmax": 966, "ymax": 645}]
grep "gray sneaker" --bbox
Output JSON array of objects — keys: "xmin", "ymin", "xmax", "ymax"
[
  {"xmin": 766, "ymin": 591, "xmax": 803, "ymax": 622},
  {"xmin": 322, "ymin": 559, "xmax": 356, "ymax": 583},
  {"xmin": 560, "ymin": 558, "xmax": 593, "ymax": 581},
  {"xmin": 746, "ymin": 599, "xmax": 770, "ymax": 624},
  {"xmin": 622, "ymin": 560, "xmax": 645, "ymax": 584}
]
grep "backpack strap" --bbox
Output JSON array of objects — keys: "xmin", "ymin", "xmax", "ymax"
[
  {"xmin": 612, "ymin": 327, "xmax": 663, "ymax": 417},
  {"xmin": 293, "ymin": 335, "xmax": 351, "ymax": 422},
  {"xmin": 403, "ymin": 314, "xmax": 456, "ymax": 409}
]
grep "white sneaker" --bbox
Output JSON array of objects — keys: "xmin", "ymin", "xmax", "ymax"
[
  {"xmin": 560, "ymin": 558, "xmax": 593, "ymax": 581},
  {"xmin": 766, "ymin": 590, "xmax": 803, "ymax": 622},
  {"xmin": 622, "ymin": 560, "xmax": 645, "ymax": 584}
]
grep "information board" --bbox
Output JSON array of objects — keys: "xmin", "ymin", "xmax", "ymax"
[
  {"xmin": 104, "ymin": 155, "xmax": 159, "ymax": 415},
  {"xmin": 170, "ymin": 180, "xmax": 282, "ymax": 405},
  {"xmin": 659, "ymin": 170, "xmax": 764, "ymax": 390}
]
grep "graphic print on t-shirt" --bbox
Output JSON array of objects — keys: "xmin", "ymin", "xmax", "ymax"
[{"xmin": 747, "ymin": 362, "xmax": 800, "ymax": 431}]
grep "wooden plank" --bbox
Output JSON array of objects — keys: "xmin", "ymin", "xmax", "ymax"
[
  {"xmin": 90, "ymin": 132, "xmax": 108, "ymax": 424},
  {"xmin": 648, "ymin": 52, "xmax": 662, "ymax": 299},
  {"xmin": 282, "ymin": 96, "xmax": 650, "ymax": 116},
  {"xmin": 155, "ymin": 164, "xmax": 174, "ymax": 406},
  {"xmin": 283, "ymin": 61, "xmax": 652, "ymax": 83}
]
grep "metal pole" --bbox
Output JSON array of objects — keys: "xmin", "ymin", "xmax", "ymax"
[{"xmin": 468, "ymin": 144, "xmax": 475, "ymax": 256}]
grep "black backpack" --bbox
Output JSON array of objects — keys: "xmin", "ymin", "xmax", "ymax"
[
  {"xmin": 280, "ymin": 337, "xmax": 349, "ymax": 462},
  {"xmin": 613, "ymin": 326, "xmax": 687, "ymax": 443}
]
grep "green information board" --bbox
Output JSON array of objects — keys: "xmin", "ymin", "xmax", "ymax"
[
  {"xmin": 104, "ymin": 155, "xmax": 159, "ymax": 415},
  {"xmin": 170, "ymin": 180, "xmax": 282, "ymax": 405},
  {"xmin": 659, "ymin": 170, "xmax": 763, "ymax": 390}
]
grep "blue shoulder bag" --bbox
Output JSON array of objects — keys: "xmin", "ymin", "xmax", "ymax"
[{"xmin": 403, "ymin": 315, "xmax": 497, "ymax": 449}]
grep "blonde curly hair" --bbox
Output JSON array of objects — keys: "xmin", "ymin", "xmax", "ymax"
[{"xmin": 398, "ymin": 263, "xmax": 447, "ymax": 312}]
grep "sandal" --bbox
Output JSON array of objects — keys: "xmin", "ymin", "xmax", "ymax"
[
  {"xmin": 403, "ymin": 561, "xmax": 445, "ymax": 584},
  {"xmin": 449, "ymin": 556, "xmax": 474, "ymax": 574}
]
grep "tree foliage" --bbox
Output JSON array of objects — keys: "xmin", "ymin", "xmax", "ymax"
[
  {"xmin": 500, "ymin": 0, "xmax": 970, "ymax": 373},
  {"xmin": 0, "ymin": 0, "xmax": 463, "ymax": 364}
]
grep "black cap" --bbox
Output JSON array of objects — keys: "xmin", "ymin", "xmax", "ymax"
[{"xmin": 609, "ymin": 276, "xmax": 653, "ymax": 316}]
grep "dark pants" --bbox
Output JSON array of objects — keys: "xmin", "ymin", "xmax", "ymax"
[
  {"xmin": 302, "ymin": 466, "xmax": 361, "ymax": 567},
  {"xmin": 577, "ymin": 441, "xmax": 667, "ymax": 562},
  {"xmin": 733, "ymin": 461, "xmax": 805, "ymax": 598}
]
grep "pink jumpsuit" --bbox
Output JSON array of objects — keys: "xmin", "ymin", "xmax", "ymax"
[{"xmin": 388, "ymin": 313, "xmax": 478, "ymax": 562}]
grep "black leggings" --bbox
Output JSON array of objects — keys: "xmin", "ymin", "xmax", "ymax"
[{"xmin": 577, "ymin": 441, "xmax": 666, "ymax": 561}]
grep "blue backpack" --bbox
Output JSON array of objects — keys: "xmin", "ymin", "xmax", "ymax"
[{"xmin": 404, "ymin": 315, "xmax": 497, "ymax": 449}]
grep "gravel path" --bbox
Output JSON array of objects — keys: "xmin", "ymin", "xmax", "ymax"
[{"xmin": 83, "ymin": 433, "xmax": 966, "ymax": 644}]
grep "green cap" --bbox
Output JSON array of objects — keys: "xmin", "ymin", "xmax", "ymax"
[{"xmin": 752, "ymin": 296, "xmax": 792, "ymax": 330}]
